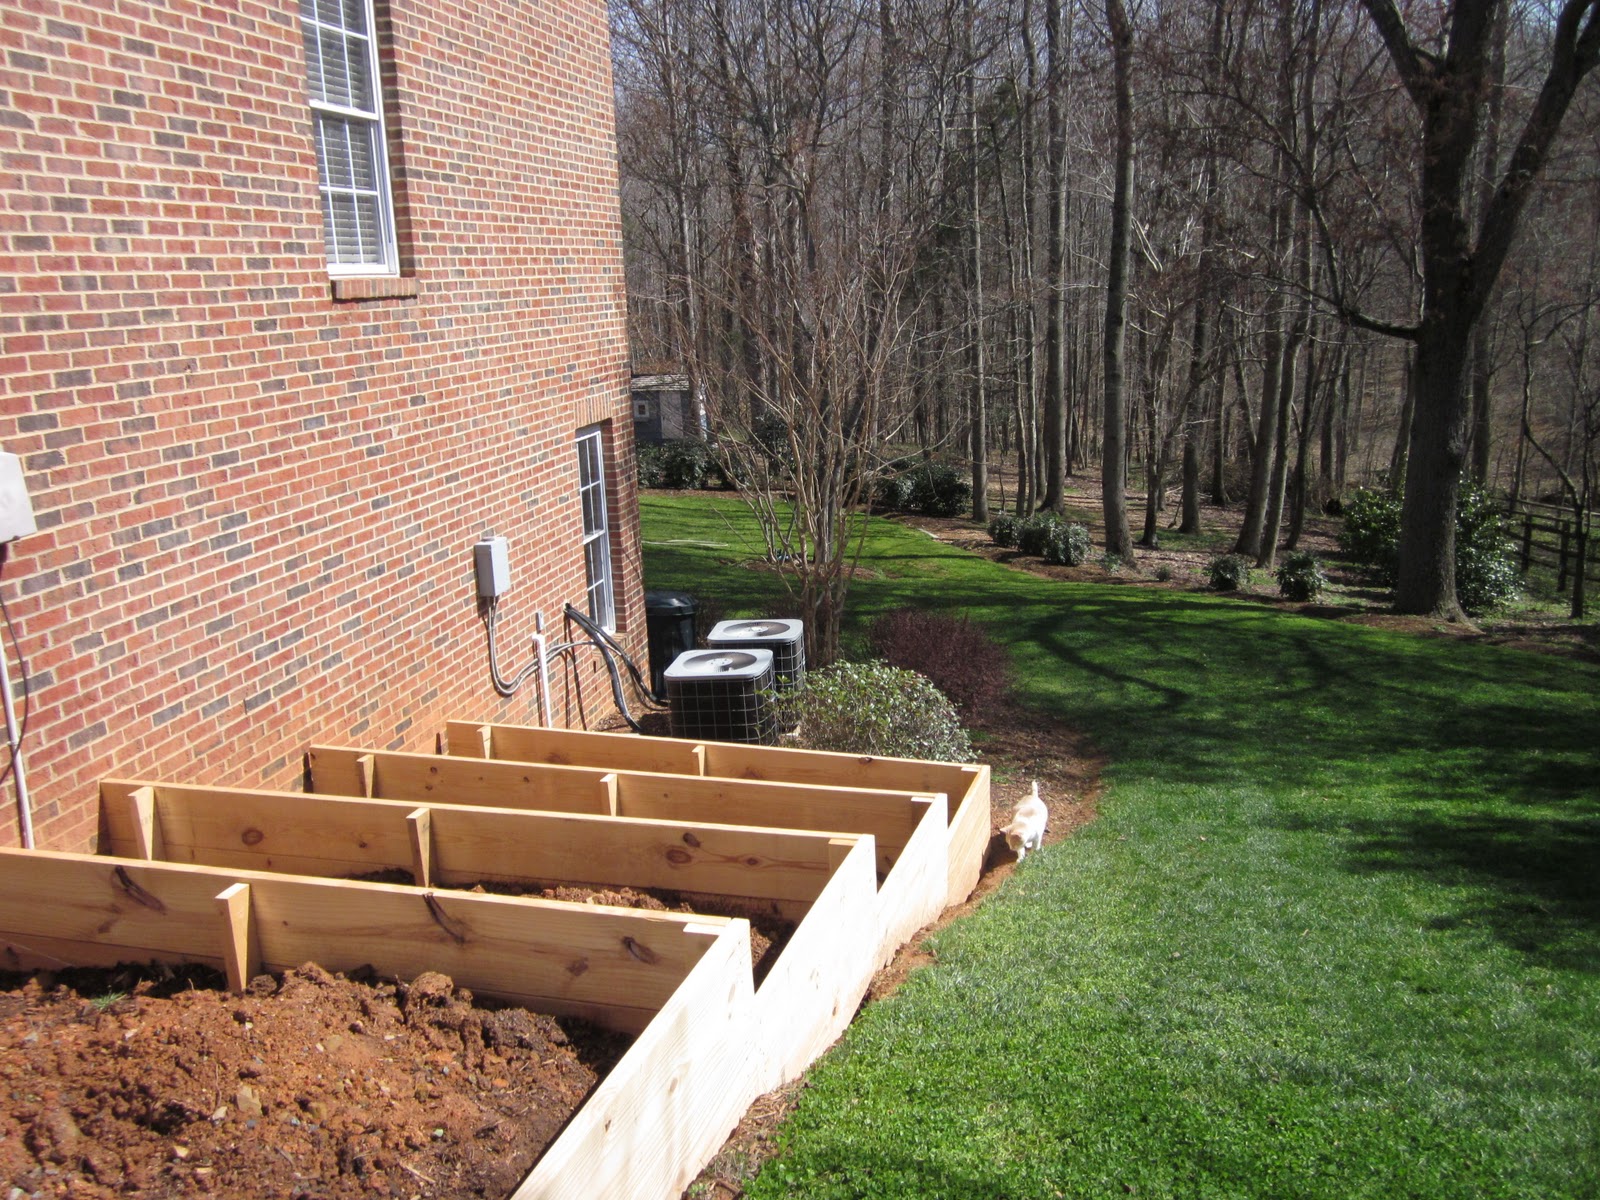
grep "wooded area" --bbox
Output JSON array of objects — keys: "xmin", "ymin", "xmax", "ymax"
[{"xmin": 611, "ymin": 0, "xmax": 1600, "ymax": 623}]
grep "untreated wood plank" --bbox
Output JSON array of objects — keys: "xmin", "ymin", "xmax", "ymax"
[
  {"xmin": 406, "ymin": 807, "xmax": 433, "ymax": 889},
  {"xmin": 512, "ymin": 920, "xmax": 758, "ymax": 1200},
  {"xmin": 748, "ymin": 835, "xmax": 878, "ymax": 1091},
  {"xmin": 444, "ymin": 721, "xmax": 705, "ymax": 776},
  {"xmin": 99, "ymin": 780, "xmax": 850, "ymax": 905},
  {"xmin": 943, "ymin": 763, "xmax": 992, "ymax": 905},
  {"xmin": 307, "ymin": 746, "xmax": 610, "ymax": 815},
  {"xmin": 0, "ymin": 848, "xmax": 742, "ymax": 1034},
  {"xmin": 866, "ymin": 794, "xmax": 949, "ymax": 968},
  {"xmin": 612, "ymin": 772, "xmax": 922, "ymax": 876},
  {"xmin": 452, "ymin": 721, "xmax": 975, "ymax": 797},
  {"xmin": 121, "ymin": 785, "xmax": 159, "ymax": 860},
  {"xmin": 444, "ymin": 722, "xmax": 992, "ymax": 905},
  {"xmin": 308, "ymin": 747, "xmax": 927, "ymax": 875},
  {"xmin": 214, "ymin": 882, "xmax": 257, "ymax": 993}
]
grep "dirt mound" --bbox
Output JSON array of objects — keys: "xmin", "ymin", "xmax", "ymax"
[{"xmin": 0, "ymin": 962, "xmax": 627, "ymax": 1199}]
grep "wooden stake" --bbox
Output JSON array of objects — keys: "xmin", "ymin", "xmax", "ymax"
[
  {"xmin": 124, "ymin": 786, "xmax": 158, "ymax": 860},
  {"xmin": 214, "ymin": 882, "xmax": 257, "ymax": 993},
  {"xmin": 406, "ymin": 807, "xmax": 433, "ymax": 888},
  {"xmin": 599, "ymin": 772, "xmax": 619, "ymax": 816},
  {"xmin": 357, "ymin": 754, "xmax": 376, "ymax": 798}
]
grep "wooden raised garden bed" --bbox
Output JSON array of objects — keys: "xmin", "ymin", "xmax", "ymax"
[
  {"xmin": 440, "ymin": 722, "xmax": 992, "ymax": 907},
  {"xmin": 2, "ymin": 727, "xmax": 990, "ymax": 1200}
]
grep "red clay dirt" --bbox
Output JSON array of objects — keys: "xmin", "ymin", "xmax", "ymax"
[
  {"xmin": 0, "ymin": 960, "xmax": 625, "ymax": 1200},
  {"xmin": 0, "ymin": 883, "xmax": 793, "ymax": 1200}
]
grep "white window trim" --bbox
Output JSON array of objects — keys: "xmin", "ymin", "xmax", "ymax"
[
  {"xmin": 301, "ymin": 0, "xmax": 399, "ymax": 277},
  {"xmin": 577, "ymin": 425, "xmax": 616, "ymax": 630}
]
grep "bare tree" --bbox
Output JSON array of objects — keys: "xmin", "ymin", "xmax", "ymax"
[
  {"xmin": 1354, "ymin": 0, "xmax": 1600, "ymax": 618},
  {"xmin": 1101, "ymin": 0, "xmax": 1135, "ymax": 556}
]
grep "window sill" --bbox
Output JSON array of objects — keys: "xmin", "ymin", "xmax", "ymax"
[{"xmin": 331, "ymin": 276, "xmax": 420, "ymax": 302}]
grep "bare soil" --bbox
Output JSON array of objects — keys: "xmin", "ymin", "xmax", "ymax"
[
  {"xmin": 0, "ymin": 961, "xmax": 626, "ymax": 1200},
  {"xmin": 0, "ymin": 881, "xmax": 793, "ymax": 1200}
]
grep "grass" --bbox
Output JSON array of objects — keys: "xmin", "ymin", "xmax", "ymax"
[{"xmin": 639, "ymin": 493, "xmax": 1600, "ymax": 1200}]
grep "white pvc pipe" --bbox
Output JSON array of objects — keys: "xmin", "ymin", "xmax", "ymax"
[
  {"xmin": 532, "ymin": 631, "xmax": 552, "ymax": 727},
  {"xmin": 0, "ymin": 637, "xmax": 32, "ymax": 849}
]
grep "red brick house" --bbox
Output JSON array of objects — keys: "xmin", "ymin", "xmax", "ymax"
[{"xmin": 0, "ymin": 0, "xmax": 641, "ymax": 850}]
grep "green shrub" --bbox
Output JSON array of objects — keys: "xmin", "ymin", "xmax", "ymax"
[
  {"xmin": 1454, "ymin": 481, "xmax": 1520, "ymax": 614},
  {"xmin": 1016, "ymin": 513, "xmax": 1063, "ymax": 557},
  {"xmin": 875, "ymin": 472, "xmax": 916, "ymax": 511},
  {"xmin": 1275, "ymin": 550, "xmax": 1327, "ymax": 601},
  {"xmin": 1207, "ymin": 553, "xmax": 1252, "ymax": 591},
  {"xmin": 987, "ymin": 512, "xmax": 1021, "ymax": 548},
  {"xmin": 908, "ymin": 462, "xmax": 971, "ymax": 517},
  {"xmin": 1042, "ymin": 522, "xmax": 1092, "ymax": 566},
  {"xmin": 1339, "ymin": 480, "xmax": 1519, "ymax": 614},
  {"xmin": 637, "ymin": 442, "xmax": 668, "ymax": 489},
  {"xmin": 637, "ymin": 440, "xmax": 718, "ymax": 489},
  {"xmin": 1338, "ymin": 487, "xmax": 1402, "ymax": 584},
  {"xmin": 771, "ymin": 660, "xmax": 973, "ymax": 763}
]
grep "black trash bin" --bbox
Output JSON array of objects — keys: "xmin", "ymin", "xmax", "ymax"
[{"xmin": 644, "ymin": 590, "xmax": 697, "ymax": 700}]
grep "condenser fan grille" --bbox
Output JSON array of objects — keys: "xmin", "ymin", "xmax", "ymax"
[
  {"xmin": 664, "ymin": 648, "xmax": 778, "ymax": 744},
  {"xmin": 705, "ymin": 618, "xmax": 805, "ymax": 692}
]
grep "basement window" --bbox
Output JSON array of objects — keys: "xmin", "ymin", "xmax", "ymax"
[
  {"xmin": 300, "ymin": 0, "xmax": 399, "ymax": 277},
  {"xmin": 576, "ymin": 425, "xmax": 615, "ymax": 630}
]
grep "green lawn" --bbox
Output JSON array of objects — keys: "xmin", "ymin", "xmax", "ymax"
[{"xmin": 640, "ymin": 493, "xmax": 1600, "ymax": 1200}]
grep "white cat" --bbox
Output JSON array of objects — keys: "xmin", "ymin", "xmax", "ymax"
[{"xmin": 1003, "ymin": 780, "xmax": 1048, "ymax": 861}]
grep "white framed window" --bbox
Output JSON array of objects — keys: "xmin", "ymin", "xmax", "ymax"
[
  {"xmin": 300, "ymin": 0, "xmax": 398, "ymax": 275},
  {"xmin": 576, "ymin": 425, "xmax": 615, "ymax": 629}
]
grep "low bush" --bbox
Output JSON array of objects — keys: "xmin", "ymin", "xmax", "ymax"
[
  {"xmin": 637, "ymin": 439, "xmax": 718, "ymax": 490},
  {"xmin": 1339, "ymin": 480, "xmax": 1520, "ymax": 614},
  {"xmin": 988, "ymin": 513, "xmax": 1021, "ymax": 548},
  {"xmin": 1275, "ymin": 550, "xmax": 1326, "ymax": 602},
  {"xmin": 1016, "ymin": 513, "xmax": 1063, "ymax": 557},
  {"xmin": 868, "ymin": 608, "xmax": 1012, "ymax": 715},
  {"xmin": 1042, "ymin": 522, "xmax": 1092, "ymax": 566},
  {"xmin": 1338, "ymin": 487, "xmax": 1402, "ymax": 584},
  {"xmin": 908, "ymin": 462, "xmax": 971, "ymax": 517},
  {"xmin": 771, "ymin": 661, "xmax": 973, "ymax": 763},
  {"xmin": 1454, "ymin": 482, "xmax": 1521, "ymax": 614},
  {"xmin": 637, "ymin": 442, "xmax": 668, "ymax": 489},
  {"xmin": 1207, "ymin": 554, "xmax": 1252, "ymax": 592},
  {"xmin": 875, "ymin": 472, "xmax": 916, "ymax": 511}
]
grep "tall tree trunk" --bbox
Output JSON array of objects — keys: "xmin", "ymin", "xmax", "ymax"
[
  {"xmin": 1389, "ymin": 351, "xmax": 1415, "ymax": 485},
  {"xmin": 1101, "ymin": 0, "xmax": 1135, "ymax": 557},
  {"xmin": 1041, "ymin": 0, "xmax": 1069, "ymax": 510},
  {"xmin": 1359, "ymin": 0, "xmax": 1600, "ymax": 618},
  {"xmin": 967, "ymin": 2, "xmax": 989, "ymax": 522},
  {"xmin": 1469, "ymin": 0, "xmax": 1507, "ymax": 484}
]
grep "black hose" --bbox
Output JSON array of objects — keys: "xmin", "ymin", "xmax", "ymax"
[{"xmin": 563, "ymin": 604, "xmax": 666, "ymax": 712}]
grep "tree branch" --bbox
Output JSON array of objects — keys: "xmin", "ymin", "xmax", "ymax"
[
  {"xmin": 1473, "ymin": 0, "xmax": 1600, "ymax": 310},
  {"xmin": 1355, "ymin": 0, "xmax": 1434, "ymax": 109}
]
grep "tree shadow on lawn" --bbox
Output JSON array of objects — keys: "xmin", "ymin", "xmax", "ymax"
[
  {"xmin": 975, "ymin": 591, "xmax": 1600, "ymax": 812},
  {"xmin": 1307, "ymin": 809, "xmax": 1600, "ymax": 973}
]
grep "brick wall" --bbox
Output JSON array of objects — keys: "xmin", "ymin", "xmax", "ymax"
[{"xmin": 0, "ymin": 0, "xmax": 640, "ymax": 849}]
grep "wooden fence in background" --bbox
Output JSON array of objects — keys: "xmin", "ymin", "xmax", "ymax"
[{"xmin": 1504, "ymin": 498, "xmax": 1595, "ymax": 600}]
